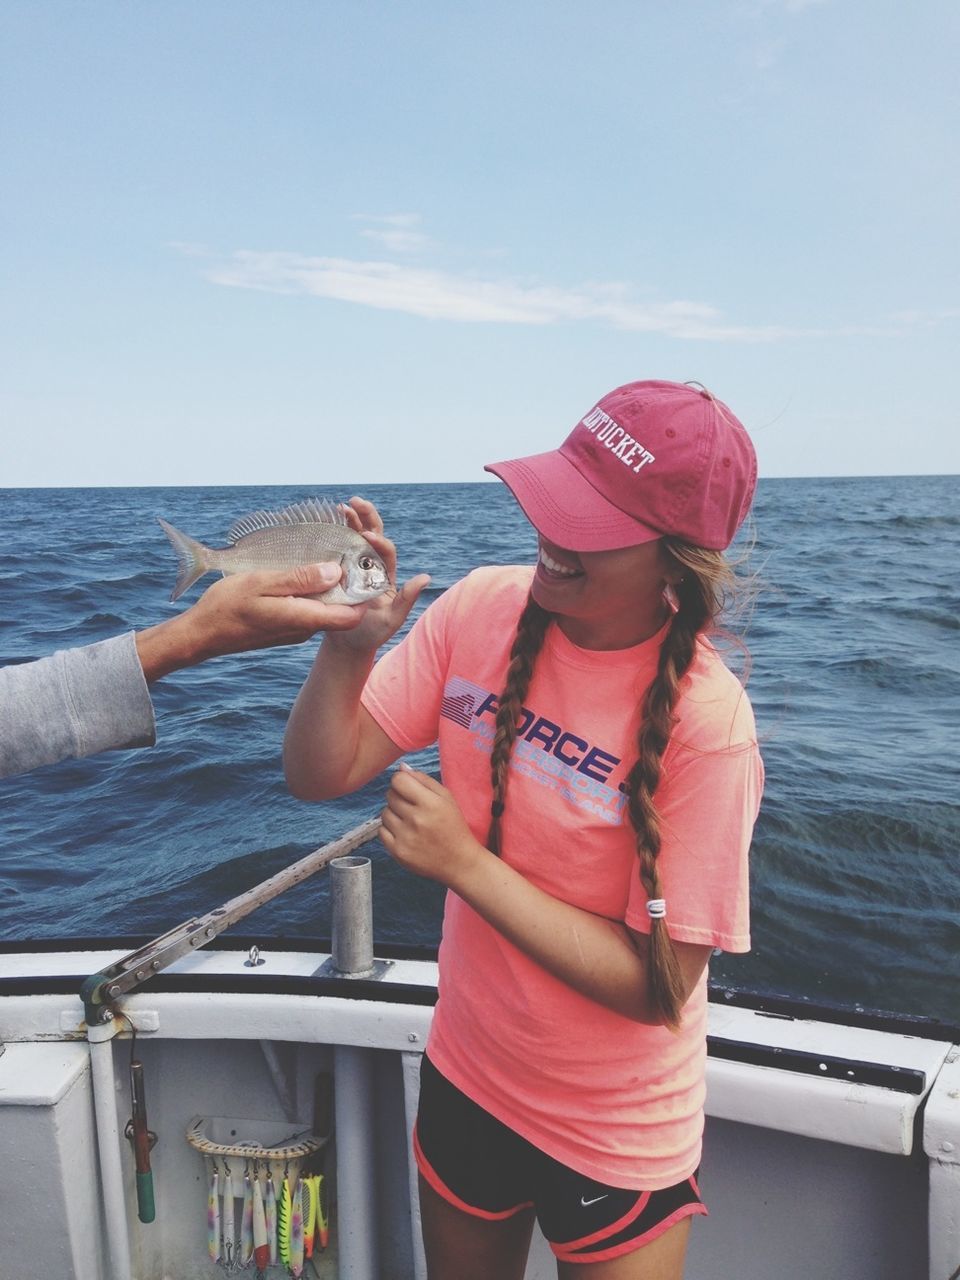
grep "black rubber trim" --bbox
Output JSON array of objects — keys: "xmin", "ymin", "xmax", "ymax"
[
  {"xmin": 0, "ymin": 971, "xmax": 440, "ymax": 1006},
  {"xmin": 708, "ymin": 984, "xmax": 959, "ymax": 1042},
  {"xmin": 707, "ymin": 1036, "xmax": 928, "ymax": 1095},
  {"xmin": 0, "ymin": 934, "xmax": 439, "ymax": 964}
]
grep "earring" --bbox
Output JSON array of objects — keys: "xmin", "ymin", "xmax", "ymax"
[{"xmin": 662, "ymin": 582, "xmax": 680, "ymax": 614}]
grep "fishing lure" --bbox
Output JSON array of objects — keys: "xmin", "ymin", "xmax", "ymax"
[
  {"xmin": 278, "ymin": 1176, "xmax": 292, "ymax": 1267},
  {"xmin": 316, "ymin": 1173, "xmax": 329, "ymax": 1251},
  {"xmin": 222, "ymin": 1167, "xmax": 236, "ymax": 1269},
  {"xmin": 265, "ymin": 1175, "xmax": 278, "ymax": 1265},
  {"xmin": 207, "ymin": 1165, "xmax": 221, "ymax": 1263},
  {"xmin": 289, "ymin": 1177, "xmax": 305, "ymax": 1278},
  {"xmin": 303, "ymin": 1175, "xmax": 318, "ymax": 1259},
  {"xmin": 240, "ymin": 1170, "xmax": 254, "ymax": 1266},
  {"xmin": 252, "ymin": 1175, "xmax": 270, "ymax": 1271}
]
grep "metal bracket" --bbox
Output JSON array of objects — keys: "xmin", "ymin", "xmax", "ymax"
[
  {"xmin": 79, "ymin": 816, "xmax": 382, "ymax": 1023},
  {"xmin": 60, "ymin": 1009, "xmax": 160, "ymax": 1035},
  {"xmin": 123, "ymin": 1120, "xmax": 158, "ymax": 1151}
]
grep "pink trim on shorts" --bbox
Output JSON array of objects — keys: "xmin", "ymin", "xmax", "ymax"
[
  {"xmin": 551, "ymin": 1180, "xmax": 707, "ymax": 1264},
  {"xmin": 413, "ymin": 1121, "xmax": 533, "ymax": 1222}
]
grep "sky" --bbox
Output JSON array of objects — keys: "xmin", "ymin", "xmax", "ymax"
[{"xmin": 2, "ymin": 0, "xmax": 958, "ymax": 485}]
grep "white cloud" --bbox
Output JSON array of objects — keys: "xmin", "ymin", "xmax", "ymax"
[
  {"xmin": 201, "ymin": 245, "xmax": 957, "ymax": 343},
  {"xmin": 205, "ymin": 249, "xmax": 837, "ymax": 342},
  {"xmin": 351, "ymin": 212, "xmax": 430, "ymax": 254}
]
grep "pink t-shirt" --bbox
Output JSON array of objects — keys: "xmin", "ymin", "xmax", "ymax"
[{"xmin": 361, "ymin": 566, "xmax": 763, "ymax": 1189}]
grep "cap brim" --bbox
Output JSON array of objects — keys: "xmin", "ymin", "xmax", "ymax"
[{"xmin": 485, "ymin": 450, "xmax": 660, "ymax": 552}]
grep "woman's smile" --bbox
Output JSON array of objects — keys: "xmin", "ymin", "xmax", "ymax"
[
  {"xmin": 532, "ymin": 534, "xmax": 672, "ymax": 649},
  {"xmin": 536, "ymin": 543, "xmax": 585, "ymax": 582}
]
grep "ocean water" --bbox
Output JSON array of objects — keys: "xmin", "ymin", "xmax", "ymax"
[{"xmin": 0, "ymin": 478, "xmax": 957, "ymax": 1025}]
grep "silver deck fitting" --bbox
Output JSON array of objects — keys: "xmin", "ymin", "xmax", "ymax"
[{"xmin": 316, "ymin": 853, "xmax": 392, "ymax": 980}]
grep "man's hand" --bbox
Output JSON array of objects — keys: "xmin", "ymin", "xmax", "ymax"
[{"xmin": 135, "ymin": 562, "xmax": 367, "ymax": 681}]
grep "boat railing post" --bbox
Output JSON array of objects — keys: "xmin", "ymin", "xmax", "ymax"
[
  {"xmin": 330, "ymin": 854, "xmax": 381, "ymax": 1279},
  {"xmin": 88, "ymin": 1017, "xmax": 133, "ymax": 1280},
  {"xmin": 334, "ymin": 1043, "xmax": 380, "ymax": 1279}
]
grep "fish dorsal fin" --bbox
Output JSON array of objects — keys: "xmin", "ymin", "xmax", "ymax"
[{"xmin": 227, "ymin": 499, "xmax": 348, "ymax": 544}]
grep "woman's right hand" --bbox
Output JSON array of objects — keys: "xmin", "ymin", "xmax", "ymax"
[{"xmin": 327, "ymin": 497, "xmax": 431, "ymax": 652}]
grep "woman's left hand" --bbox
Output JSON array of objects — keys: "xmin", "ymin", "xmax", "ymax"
[{"xmin": 380, "ymin": 765, "xmax": 486, "ymax": 889}]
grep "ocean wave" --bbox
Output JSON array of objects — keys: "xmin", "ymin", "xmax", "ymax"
[
  {"xmin": 820, "ymin": 654, "xmax": 960, "ymax": 693},
  {"xmin": 883, "ymin": 513, "xmax": 960, "ymax": 530},
  {"xmin": 79, "ymin": 612, "xmax": 131, "ymax": 630},
  {"xmin": 890, "ymin": 605, "xmax": 960, "ymax": 631}
]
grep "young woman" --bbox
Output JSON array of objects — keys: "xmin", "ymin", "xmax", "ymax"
[{"xmin": 285, "ymin": 380, "xmax": 764, "ymax": 1280}]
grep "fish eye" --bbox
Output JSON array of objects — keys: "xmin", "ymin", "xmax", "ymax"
[{"xmin": 358, "ymin": 555, "xmax": 377, "ymax": 571}]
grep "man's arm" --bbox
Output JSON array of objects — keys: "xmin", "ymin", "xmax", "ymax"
[
  {"xmin": 0, "ymin": 633, "xmax": 155, "ymax": 779},
  {"xmin": 1, "ymin": 561, "xmax": 364, "ymax": 779}
]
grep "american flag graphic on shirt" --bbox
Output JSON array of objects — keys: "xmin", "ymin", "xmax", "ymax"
[{"xmin": 440, "ymin": 676, "xmax": 488, "ymax": 729}]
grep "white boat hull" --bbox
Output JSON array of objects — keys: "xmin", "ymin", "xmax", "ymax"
[{"xmin": 0, "ymin": 945, "xmax": 956, "ymax": 1280}]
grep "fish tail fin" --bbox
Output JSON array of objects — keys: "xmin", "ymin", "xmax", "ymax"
[{"xmin": 158, "ymin": 517, "xmax": 211, "ymax": 601}]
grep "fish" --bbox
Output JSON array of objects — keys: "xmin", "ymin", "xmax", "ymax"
[{"xmin": 158, "ymin": 499, "xmax": 390, "ymax": 604}]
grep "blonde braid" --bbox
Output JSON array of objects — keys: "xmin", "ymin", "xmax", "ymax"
[
  {"xmin": 486, "ymin": 595, "xmax": 551, "ymax": 855},
  {"xmin": 625, "ymin": 541, "xmax": 737, "ymax": 1026}
]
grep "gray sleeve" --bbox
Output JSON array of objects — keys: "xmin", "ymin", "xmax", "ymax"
[{"xmin": 0, "ymin": 633, "xmax": 157, "ymax": 779}]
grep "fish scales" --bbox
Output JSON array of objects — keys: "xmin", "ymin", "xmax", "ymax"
[{"xmin": 208, "ymin": 524, "xmax": 361, "ymax": 572}]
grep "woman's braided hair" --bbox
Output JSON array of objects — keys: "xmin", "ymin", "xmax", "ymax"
[
  {"xmin": 485, "ymin": 539, "xmax": 738, "ymax": 1027},
  {"xmin": 485, "ymin": 595, "xmax": 552, "ymax": 857}
]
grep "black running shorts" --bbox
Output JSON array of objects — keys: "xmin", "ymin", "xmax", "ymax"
[{"xmin": 414, "ymin": 1054, "xmax": 707, "ymax": 1265}]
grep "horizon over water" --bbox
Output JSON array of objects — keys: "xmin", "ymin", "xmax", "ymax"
[
  {"xmin": 5, "ymin": 470, "xmax": 957, "ymax": 491},
  {"xmin": 1, "ymin": 475, "xmax": 957, "ymax": 1026}
]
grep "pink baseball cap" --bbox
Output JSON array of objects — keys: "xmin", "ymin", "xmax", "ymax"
[{"xmin": 485, "ymin": 380, "xmax": 757, "ymax": 552}]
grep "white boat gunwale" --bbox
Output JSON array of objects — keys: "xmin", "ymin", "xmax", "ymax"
[{"xmin": 0, "ymin": 938, "xmax": 957, "ymax": 1280}]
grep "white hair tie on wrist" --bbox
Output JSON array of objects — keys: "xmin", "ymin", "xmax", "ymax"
[{"xmin": 646, "ymin": 898, "xmax": 667, "ymax": 920}]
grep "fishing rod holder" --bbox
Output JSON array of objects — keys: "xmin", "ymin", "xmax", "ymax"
[
  {"xmin": 315, "ymin": 855, "xmax": 393, "ymax": 980},
  {"xmin": 124, "ymin": 1058, "xmax": 158, "ymax": 1224}
]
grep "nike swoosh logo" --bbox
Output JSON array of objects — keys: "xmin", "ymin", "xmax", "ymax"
[{"xmin": 580, "ymin": 1194, "xmax": 608, "ymax": 1207}]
